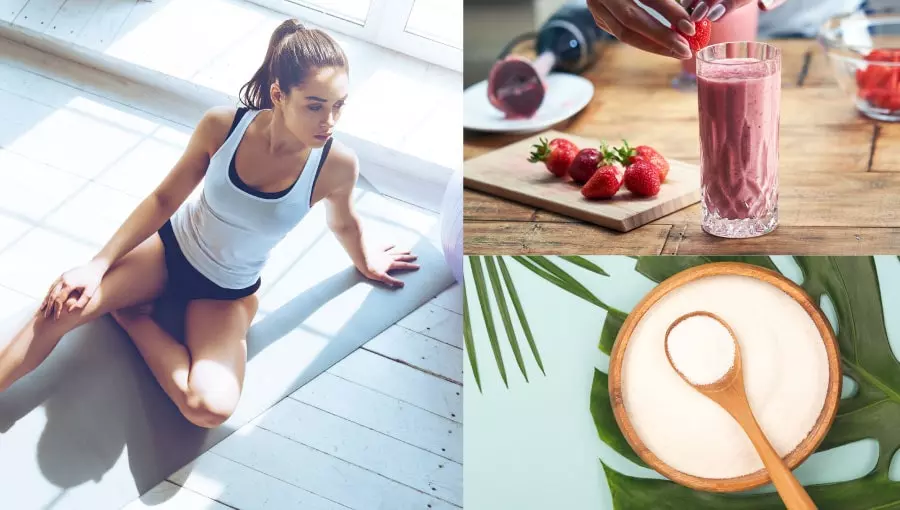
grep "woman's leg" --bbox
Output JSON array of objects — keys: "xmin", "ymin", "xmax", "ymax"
[
  {"xmin": 111, "ymin": 294, "xmax": 257, "ymax": 428},
  {"xmin": 0, "ymin": 235, "xmax": 168, "ymax": 391}
]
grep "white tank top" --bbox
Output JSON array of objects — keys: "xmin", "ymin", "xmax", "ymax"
[{"xmin": 170, "ymin": 108, "xmax": 329, "ymax": 289}]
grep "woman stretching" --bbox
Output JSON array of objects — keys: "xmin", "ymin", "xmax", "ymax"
[{"xmin": 0, "ymin": 19, "xmax": 419, "ymax": 428}]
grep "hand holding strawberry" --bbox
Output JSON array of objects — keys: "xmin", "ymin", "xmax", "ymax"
[
  {"xmin": 676, "ymin": 17, "xmax": 711, "ymax": 53},
  {"xmin": 586, "ymin": 0, "xmax": 710, "ymax": 60}
]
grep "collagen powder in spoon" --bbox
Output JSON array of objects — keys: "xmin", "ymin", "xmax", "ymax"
[
  {"xmin": 621, "ymin": 274, "xmax": 830, "ymax": 479},
  {"xmin": 667, "ymin": 315, "xmax": 736, "ymax": 385}
]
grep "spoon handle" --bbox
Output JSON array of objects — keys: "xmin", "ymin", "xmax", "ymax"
[{"xmin": 724, "ymin": 389, "xmax": 817, "ymax": 510}]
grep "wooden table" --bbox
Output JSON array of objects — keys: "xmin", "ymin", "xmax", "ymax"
[{"xmin": 464, "ymin": 40, "xmax": 900, "ymax": 255}]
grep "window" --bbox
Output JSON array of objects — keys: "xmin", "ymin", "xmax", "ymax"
[
  {"xmin": 290, "ymin": 0, "xmax": 372, "ymax": 24},
  {"xmin": 251, "ymin": 0, "xmax": 462, "ymax": 71}
]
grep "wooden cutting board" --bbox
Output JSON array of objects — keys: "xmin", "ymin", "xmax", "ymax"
[{"xmin": 464, "ymin": 130, "xmax": 701, "ymax": 232}]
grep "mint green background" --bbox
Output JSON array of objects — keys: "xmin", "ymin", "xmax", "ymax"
[{"xmin": 463, "ymin": 256, "xmax": 900, "ymax": 509}]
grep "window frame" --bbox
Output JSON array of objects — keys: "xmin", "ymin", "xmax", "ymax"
[{"xmin": 249, "ymin": 0, "xmax": 462, "ymax": 71}]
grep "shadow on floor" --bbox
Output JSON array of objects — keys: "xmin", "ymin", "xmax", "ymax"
[{"xmin": 0, "ymin": 235, "xmax": 450, "ymax": 509}]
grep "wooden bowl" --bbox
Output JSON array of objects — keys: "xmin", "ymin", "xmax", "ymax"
[{"xmin": 607, "ymin": 262, "xmax": 842, "ymax": 493}]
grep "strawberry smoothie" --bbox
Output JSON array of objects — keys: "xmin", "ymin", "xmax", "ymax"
[{"xmin": 697, "ymin": 42, "xmax": 781, "ymax": 238}]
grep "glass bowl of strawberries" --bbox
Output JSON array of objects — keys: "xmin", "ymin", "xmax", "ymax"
[{"xmin": 817, "ymin": 12, "xmax": 900, "ymax": 122}]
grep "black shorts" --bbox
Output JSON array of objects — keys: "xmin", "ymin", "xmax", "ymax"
[{"xmin": 157, "ymin": 220, "xmax": 261, "ymax": 302}]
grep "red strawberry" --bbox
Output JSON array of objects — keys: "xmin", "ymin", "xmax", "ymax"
[
  {"xmin": 636, "ymin": 147, "xmax": 670, "ymax": 182},
  {"xmin": 568, "ymin": 147, "xmax": 602, "ymax": 184},
  {"xmin": 857, "ymin": 48, "xmax": 900, "ymax": 110},
  {"xmin": 616, "ymin": 140, "xmax": 670, "ymax": 182},
  {"xmin": 888, "ymin": 92, "xmax": 900, "ymax": 112},
  {"xmin": 866, "ymin": 49, "xmax": 900, "ymax": 62},
  {"xmin": 676, "ymin": 17, "xmax": 711, "ymax": 53},
  {"xmin": 582, "ymin": 164, "xmax": 623, "ymax": 199},
  {"xmin": 623, "ymin": 160, "xmax": 661, "ymax": 197},
  {"xmin": 528, "ymin": 137, "xmax": 578, "ymax": 178}
]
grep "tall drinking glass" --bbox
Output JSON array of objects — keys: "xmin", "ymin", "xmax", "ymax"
[{"xmin": 696, "ymin": 42, "xmax": 781, "ymax": 238}]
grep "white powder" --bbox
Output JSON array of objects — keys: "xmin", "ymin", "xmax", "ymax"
[
  {"xmin": 621, "ymin": 274, "xmax": 830, "ymax": 479},
  {"xmin": 666, "ymin": 315, "xmax": 736, "ymax": 385}
]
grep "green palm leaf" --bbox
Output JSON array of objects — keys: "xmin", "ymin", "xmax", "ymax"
[
  {"xmin": 462, "ymin": 281, "xmax": 481, "ymax": 392},
  {"xmin": 511, "ymin": 256, "xmax": 620, "ymax": 313},
  {"xmin": 560, "ymin": 255, "xmax": 609, "ymax": 276},
  {"xmin": 485, "ymin": 256, "xmax": 528, "ymax": 382},
  {"xmin": 465, "ymin": 255, "xmax": 613, "ymax": 391},
  {"xmin": 499, "ymin": 256, "xmax": 544, "ymax": 375},
  {"xmin": 468, "ymin": 256, "xmax": 507, "ymax": 388}
]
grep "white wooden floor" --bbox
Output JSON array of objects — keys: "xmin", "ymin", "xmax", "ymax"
[
  {"xmin": 0, "ymin": 0, "xmax": 461, "ymax": 210},
  {"xmin": 0, "ymin": 34, "xmax": 463, "ymax": 510}
]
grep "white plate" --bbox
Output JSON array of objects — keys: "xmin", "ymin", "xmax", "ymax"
[{"xmin": 463, "ymin": 73, "xmax": 595, "ymax": 134}]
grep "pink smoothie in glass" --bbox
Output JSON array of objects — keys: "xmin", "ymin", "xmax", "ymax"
[{"xmin": 698, "ymin": 55, "xmax": 780, "ymax": 235}]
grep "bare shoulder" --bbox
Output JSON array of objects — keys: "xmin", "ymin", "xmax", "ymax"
[
  {"xmin": 319, "ymin": 139, "xmax": 359, "ymax": 193},
  {"xmin": 193, "ymin": 106, "xmax": 239, "ymax": 155}
]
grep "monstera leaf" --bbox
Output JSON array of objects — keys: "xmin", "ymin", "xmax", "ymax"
[{"xmin": 590, "ymin": 256, "xmax": 900, "ymax": 509}]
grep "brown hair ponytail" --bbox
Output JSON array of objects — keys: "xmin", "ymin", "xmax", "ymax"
[{"xmin": 239, "ymin": 19, "xmax": 348, "ymax": 110}]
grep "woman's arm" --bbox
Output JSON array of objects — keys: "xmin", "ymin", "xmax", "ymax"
[
  {"xmin": 323, "ymin": 153, "xmax": 368, "ymax": 272},
  {"xmin": 91, "ymin": 107, "xmax": 233, "ymax": 272},
  {"xmin": 323, "ymin": 147, "xmax": 419, "ymax": 288},
  {"xmin": 41, "ymin": 107, "xmax": 234, "ymax": 318}
]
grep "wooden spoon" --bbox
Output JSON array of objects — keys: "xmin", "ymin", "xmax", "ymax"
[{"xmin": 664, "ymin": 311, "xmax": 817, "ymax": 510}]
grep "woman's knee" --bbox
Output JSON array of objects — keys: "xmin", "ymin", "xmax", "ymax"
[{"xmin": 181, "ymin": 385, "xmax": 239, "ymax": 428}]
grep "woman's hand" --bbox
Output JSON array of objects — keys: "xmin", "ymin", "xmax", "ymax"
[
  {"xmin": 692, "ymin": 0, "xmax": 789, "ymax": 22},
  {"xmin": 587, "ymin": 1, "xmax": 788, "ymax": 58},
  {"xmin": 40, "ymin": 259, "xmax": 108, "ymax": 320},
  {"xmin": 361, "ymin": 245, "xmax": 420, "ymax": 288},
  {"xmin": 587, "ymin": 0, "xmax": 697, "ymax": 59}
]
